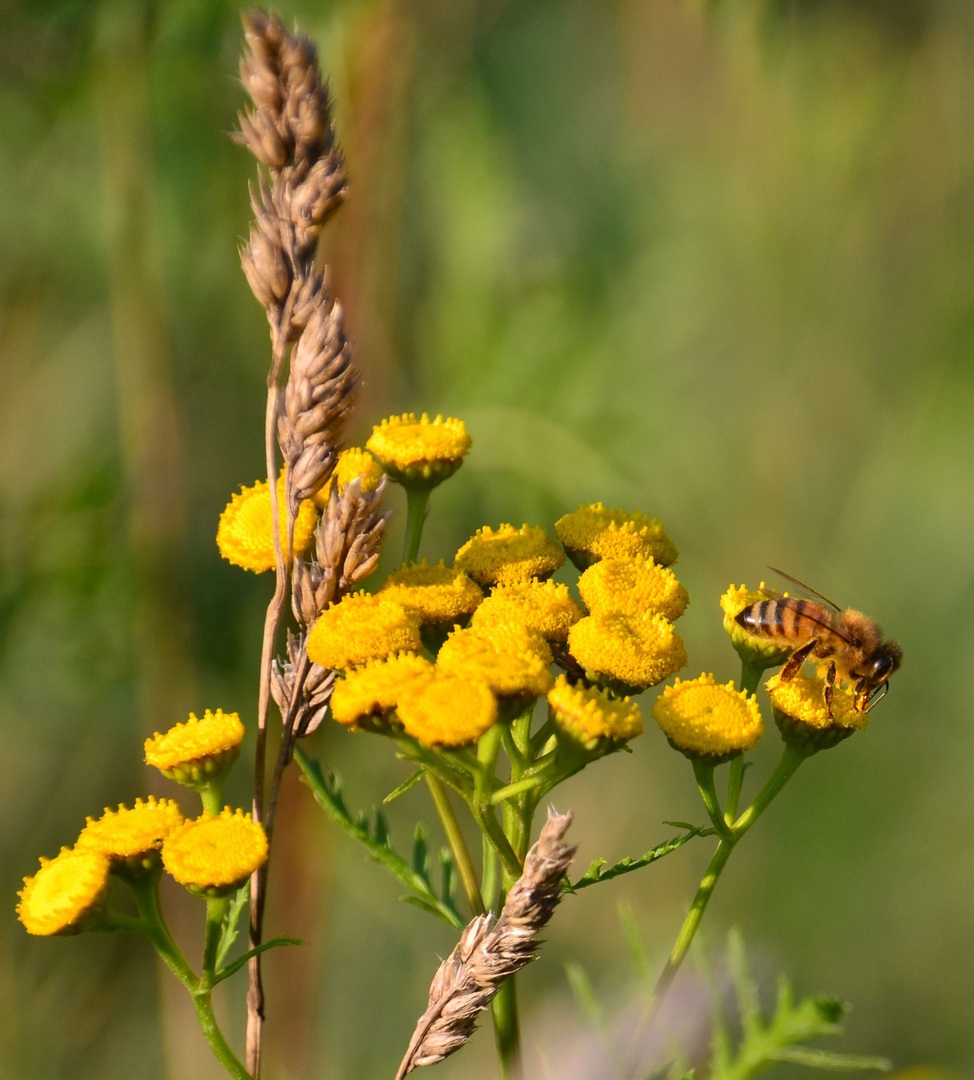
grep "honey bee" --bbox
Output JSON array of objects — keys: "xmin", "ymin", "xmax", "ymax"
[{"xmin": 735, "ymin": 568, "xmax": 902, "ymax": 716}]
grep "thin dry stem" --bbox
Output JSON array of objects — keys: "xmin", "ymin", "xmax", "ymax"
[
  {"xmin": 395, "ymin": 811, "xmax": 577, "ymax": 1078},
  {"xmin": 235, "ymin": 11, "xmax": 355, "ymax": 1076}
]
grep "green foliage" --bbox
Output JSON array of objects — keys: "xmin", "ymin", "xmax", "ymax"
[
  {"xmin": 568, "ymin": 824, "xmax": 708, "ymax": 891},
  {"xmin": 295, "ymin": 749, "xmax": 464, "ymax": 930},
  {"xmin": 708, "ymin": 931, "xmax": 891, "ymax": 1080}
]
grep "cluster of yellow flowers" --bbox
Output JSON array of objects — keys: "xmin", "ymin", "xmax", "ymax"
[
  {"xmin": 214, "ymin": 412, "xmax": 858, "ymax": 762},
  {"xmin": 17, "ymin": 710, "xmax": 266, "ymax": 935}
]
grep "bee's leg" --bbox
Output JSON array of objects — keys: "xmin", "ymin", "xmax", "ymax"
[
  {"xmin": 855, "ymin": 678, "xmax": 870, "ymax": 713},
  {"xmin": 781, "ymin": 638, "xmax": 819, "ymax": 681},
  {"xmin": 824, "ymin": 660, "xmax": 837, "ymax": 719}
]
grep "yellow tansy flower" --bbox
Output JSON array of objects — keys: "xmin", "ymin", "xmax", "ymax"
[
  {"xmin": 312, "ymin": 447, "xmax": 385, "ymax": 510},
  {"xmin": 455, "ymin": 524, "xmax": 565, "ymax": 587},
  {"xmin": 437, "ymin": 623, "xmax": 553, "ymax": 699},
  {"xmin": 17, "ymin": 849, "xmax": 111, "ymax": 936},
  {"xmin": 217, "ymin": 475, "xmax": 318, "ymax": 573},
  {"xmin": 554, "ymin": 503, "xmax": 678, "ymax": 570},
  {"xmin": 145, "ymin": 709, "xmax": 245, "ymax": 789},
  {"xmin": 568, "ymin": 611, "xmax": 687, "ymax": 692},
  {"xmin": 765, "ymin": 672, "xmax": 867, "ymax": 752},
  {"xmin": 162, "ymin": 808, "xmax": 268, "ymax": 896},
  {"xmin": 471, "ymin": 579, "xmax": 584, "ymax": 643},
  {"xmin": 578, "ymin": 558, "xmax": 688, "ymax": 622},
  {"xmin": 547, "ymin": 674, "xmax": 643, "ymax": 750},
  {"xmin": 330, "ymin": 653, "xmax": 436, "ymax": 728},
  {"xmin": 306, "ymin": 592, "xmax": 424, "ymax": 671},
  {"xmin": 652, "ymin": 674, "xmax": 763, "ymax": 760},
  {"xmin": 720, "ymin": 583, "xmax": 793, "ymax": 668},
  {"xmin": 76, "ymin": 797, "xmax": 185, "ymax": 867},
  {"xmin": 366, "ymin": 413, "xmax": 471, "ymax": 487},
  {"xmin": 396, "ymin": 674, "xmax": 497, "ymax": 747},
  {"xmin": 377, "ymin": 561, "xmax": 484, "ymax": 624}
]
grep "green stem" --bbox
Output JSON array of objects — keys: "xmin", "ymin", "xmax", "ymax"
[
  {"xmin": 732, "ymin": 741, "xmax": 810, "ymax": 836},
  {"xmin": 402, "ymin": 486, "xmax": 432, "ymax": 565},
  {"xmin": 725, "ymin": 659, "xmax": 767, "ymax": 827},
  {"xmin": 692, "ymin": 759, "xmax": 734, "ymax": 840},
  {"xmin": 739, "ymin": 657, "xmax": 765, "ymax": 697},
  {"xmin": 646, "ymin": 836, "xmax": 736, "ymax": 1017},
  {"xmin": 191, "ymin": 993, "xmax": 254, "ymax": 1080},
  {"xmin": 200, "ymin": 780, "xmax": 224, "ymax": 818},
  {"xmin": 202, "ymin": 895, "xmax": 231, "ymax": 987},
  {"xmin": 130, "ymin": 878, "xmax": 252, "ymax": 1079},
  {"xmin": 424, "ymin": 773, "xmax": 484, "ymax": 916},
  {"xmin": 629, "ymin": 740, "xmax": 810, "ymax": 1066},
  {"xmin": 491, "ymin": 975, "xmax": 522, "ymax": 1079}
]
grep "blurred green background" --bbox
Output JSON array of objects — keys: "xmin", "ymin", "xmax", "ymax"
[{"xmin": 2, "ymin": 0, "xmax": 973, "ymax": 1077}]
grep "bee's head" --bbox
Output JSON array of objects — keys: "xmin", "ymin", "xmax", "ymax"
[{"xmin": 864, "ymin": 641, "xmax": 902, "ymax": 691}]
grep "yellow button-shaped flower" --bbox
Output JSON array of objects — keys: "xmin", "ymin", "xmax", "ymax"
[
  {"xmin": 76, "ymin": 797, "xmax": 185, "ymax": 864},
  {"xmin": 145, "ymin": 709, "xmax": 245, "ymax": 789},
  {"xmin": 366, "ymin": 413, "xmax": 471, "ymax": 487},
  {"xmin": 455, "ymin": 524, "xmax": 564, "ymax": 587},
  {"xmin": 568, "ymin": 611, "xmax": 686, "ymax": 692},
  {"xmin": 578, "ymin": 557, "xmax": 688, "ymax": 622},
  {"xmin": 555, "ymin": 503, "xmax": 678, "ymax": 570},
  {"xmin": 217, "ymin": 475, "xmax": 318, "ymax": 573},
  {"xmin": 377, "ymin": 561, "xmax": 484, "ymax": 624},
  {"xmin": 396, "ymin": 673, "xmax": 498, "ymax": 747},
  {"xmin": 17, "ymin": 849, "xmax": 111, "ymax": 936},
  {"xmin": 162, "ymin": 809, "xmax": 268, "ymax": 896},
  {"xmin": 547, "ymin": 674, "xmax": 643, "ymax": 750},
  {"xmin": 437, "ymin": 623, "xmax": 553, "ymax": 699},
  {"xmin": 765, "ymin": 671, "xmax": 867, "ymax": 752},
  {"xmin": 652, "ymin": 674, "xmax": 763, "ymax": 760},
  {"xmin": 471, "ymin": 579, "xmax": 584, "ymax": 643},
  {"xmin": 307, "ymin": 592, "xmax": 424, "ymax": 671},
  {"xmin": 330, "ymin": 653, "xmax": 436, "ymax": 728}
]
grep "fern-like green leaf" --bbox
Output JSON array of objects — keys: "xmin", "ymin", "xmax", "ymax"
[
  {"xmin": 294, "ymin": 748, "xmax": 464, "ymax": 930},
  {"xmin": 568, "ymin": 825, "xmax": 706, "ymax": 890}
]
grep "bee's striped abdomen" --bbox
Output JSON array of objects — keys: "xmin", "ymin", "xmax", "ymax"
[{"xmin": 736, "ymin": 598, "xmax": 812, "ymax": 641}]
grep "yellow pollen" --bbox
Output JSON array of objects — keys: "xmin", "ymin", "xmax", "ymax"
[
  {"xmin": 330, "ymin": 653, "xmax": 436, "ymax": 728},
  {"xmin": 547, "ymin": 675, "xmax": 643, "ymax": 748},
  {"xmin": 396, "ymin": 674, "xmax": 498, "ymax": 747},
  {"xmin": 455, "ymin": 523, "xmax": 564, "ymax": 587},
  {"xmin": 145, "ymin": 710, "xmax": 245, "ymax": 773},
  {"xmin": 217, "ymin": 475, "xmax": 318, "ymax": 573},
  {"xmin": 652, "ymin": 674, "xmax": 764, "ymax": 758},
  {"xmin": 554, "ymin": 503, "xmax": 678, "ymax": 569},
  {"xmin": 76, "ymin": 797, "xmax": 185, "ymax": 860},
  {"xmin": 471, "ymin": 579, "xmax": 584, "ymax": 643},
  {"xmin": 377, "ymin": 561, "xmax": 484, "ymax": 624},
  {"xmin": 17, "ymin": 849, "xmax": 110, "ymax": 936},
  {"xmin": 568, "ymin": 611, "xmax": 686, "ymax": 691},
  {"xmin": 306, "ymin": 592, "xmax": 424, "ymax": 671},
  {"xmin": 437, "ymin": 623, "xmax": 553, "ymax": 698},
  {"xmin": 765, "ymin": 672, "xmax": 867, "ymax": 732},
  {"xmin": 162, "ymin": 808, "xmax": 268, "ymax": 893},
  {"xmin": 578, "ymin": 558, "xmax": 688, "ymax": 621}
]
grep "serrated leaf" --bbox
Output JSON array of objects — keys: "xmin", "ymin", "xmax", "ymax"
[
  {"xmin": 294, "ymin": 750, "xmax": 464, "ymax": 930},
  {"xmin": 770, "ymin": 1048, "xmax": 891, "ymax": 1072},
  {"xmin": 212, "ymin": 936, "xmax": 303, "ymax": 986},
  {"xmin": 214, "ymin": 884, "xmax": 249, "ymax": 971},
  {"xmin": 568, "ymin": 826, "xmax": 705, "ymax": 890},
  {"xmin": 412, "ymin": 823, "xmax": 428, "ymax": 876},
  {"xmin": 383, "ymin": 769, "xmax": 425, "ymax": 804},
  {"xmin": 439, "ymin": 848, "xmax": 456, "ymax": 904}
]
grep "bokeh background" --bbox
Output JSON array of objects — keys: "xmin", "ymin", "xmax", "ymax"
[{"xmin": 2, "ymin": 0, "xmax": 973, "ymax": 1077}]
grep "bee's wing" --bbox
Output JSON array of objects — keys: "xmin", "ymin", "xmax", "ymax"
[
  {"xmin": 767, "ymin": 567, "xmax": 842, "ymax": 615},
  {"xmin": 782, "ymin": 600, "xmax": 857, "ymax": 645}
]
